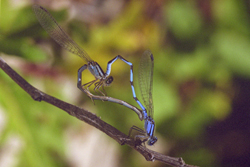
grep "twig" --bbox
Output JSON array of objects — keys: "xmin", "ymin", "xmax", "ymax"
[{"xmin": 0, "ymin": 57, "xmax": 198, "ymax": 167}]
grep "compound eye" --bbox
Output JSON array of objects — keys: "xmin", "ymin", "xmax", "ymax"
[
  {"xmin": 105, "ymin": 76, "xmax": 113, "ymax": 86},
  {"xmin": 147, "ymin": 136, "xmax": 158, "ymax": 146}
]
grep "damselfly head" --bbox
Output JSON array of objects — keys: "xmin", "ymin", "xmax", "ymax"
[
  {"xmin": 147, "ymin": 136, "xmax": 158, "ymax": 146},
  {"xmin": 104, "ymin": 76, "xmax": 113, "ymax": 86}
]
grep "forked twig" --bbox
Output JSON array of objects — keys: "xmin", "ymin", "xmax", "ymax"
[{"xmin": 0, "ymin": 57, "xmax": 198, "ymax": 167}]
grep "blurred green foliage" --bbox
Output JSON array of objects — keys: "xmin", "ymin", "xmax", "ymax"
[{"xmin": 1, "ymin": 0, "xmax": 250, "ymax": 167}]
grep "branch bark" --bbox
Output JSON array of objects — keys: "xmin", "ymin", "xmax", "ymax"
[{"xmin": 0, "ymin": 57, "xmax": 198, "ymax": 167}]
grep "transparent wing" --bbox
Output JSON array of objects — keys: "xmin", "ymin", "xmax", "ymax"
[
  {"xmin": 138, "ymin": 50, "xmax": 154, "ymax": 117},
  {"xmin": 32, "ymin": 5, "xmax": 92, "ymax": 62}
]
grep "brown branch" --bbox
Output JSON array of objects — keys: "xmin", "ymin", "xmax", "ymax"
[{"xmin": 0, "ymin": 57, "xmax": 198, "ymax": 167}]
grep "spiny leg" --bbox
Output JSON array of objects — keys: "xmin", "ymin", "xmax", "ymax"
[
  {"xmin": 83, "ymin": 79, "xmax": 98, "ymax": 91},
  {"xmin": 128, "ymin": 125, "xmax": 148, "ymax": 146},
  {"xmin": 128, "ymin": 125, "xmax": 145, "ymax": 137},
  {"xmin": 96, "ymin": 84, "xmax": 106, "ymax": 102},
  {"xmin": 94, "ymin": 81, "xmax": 106, "ymax": 96},
  {"xmin": 101, "ymin": 84, "xmax": 106, "ymax": 97}
]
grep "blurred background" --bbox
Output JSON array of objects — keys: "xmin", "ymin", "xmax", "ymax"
[{"xmin": 1, "ymin": 0, "xmax": 250, "ymax": 166}]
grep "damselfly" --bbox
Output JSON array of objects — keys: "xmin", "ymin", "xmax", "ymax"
[
  {"xmin": 32, "ymin": 5, "xmax": 135, "ymax": 96},
  {"xmin": 129, "ymin": 50, "xmax": 157, "ymax": 145}
]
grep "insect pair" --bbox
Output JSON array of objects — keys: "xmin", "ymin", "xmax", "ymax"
[{"xmin": 33, "ymin": 5, "xmax": 157, "ymax": 146}]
